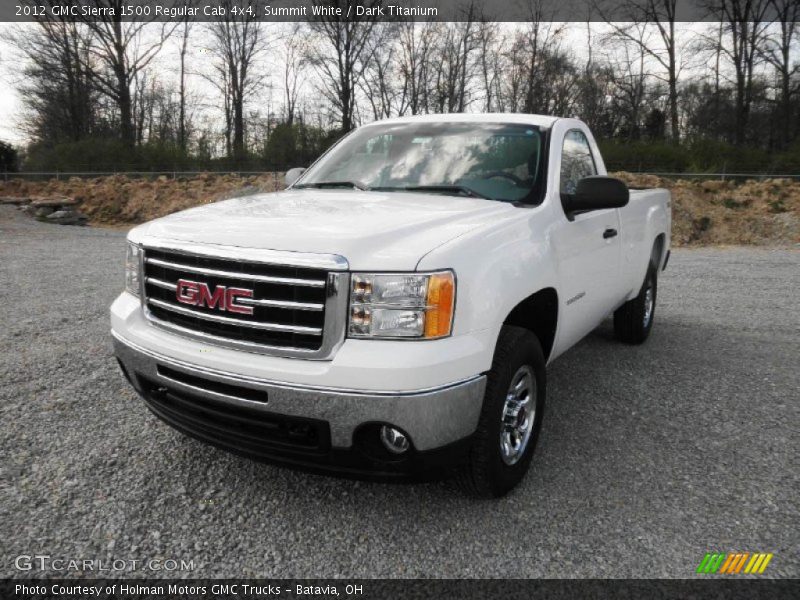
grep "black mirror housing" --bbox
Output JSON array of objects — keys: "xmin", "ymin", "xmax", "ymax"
[{"xmin": 562, "ymin": 176, "xmax": 629, "ymax": 217}]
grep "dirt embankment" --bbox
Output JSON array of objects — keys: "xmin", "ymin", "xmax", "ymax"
[
  {"xmin": 613, "ymin": 173, "xmax": 799, "ymax": 246},
  {"xmin": 0, "ymin": 173, "xmax": 283, "ymax": 227},
  {"xmin": 1, "ymin": 172, "xmax": 798, "ymax": 246}
]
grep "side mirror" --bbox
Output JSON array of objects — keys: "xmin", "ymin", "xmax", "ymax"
[
  {"xmin": 284, "ymin": 167, "xmax": 306, "ymax": 187},
  {"xmin": 562, "ymin": 176, "xmax": 629, "ymax": 217}
]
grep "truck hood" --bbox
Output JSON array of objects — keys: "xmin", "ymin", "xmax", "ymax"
[{"xmin": 132, "ymin": 189, "xmax": 517, "ymax": 270}]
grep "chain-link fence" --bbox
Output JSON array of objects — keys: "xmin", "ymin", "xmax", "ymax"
[
  {"xmin": 1, "ymin": 170, "xmax": 284, "ymax": 182},
  {"xmin": 3, "ymin": 170, "xmax": 799, "ymax": 182}
]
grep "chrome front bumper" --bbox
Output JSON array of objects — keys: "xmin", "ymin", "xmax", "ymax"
[{"xmin": 112, "ymin": 332, "xmax": 486, "ymax": 455}]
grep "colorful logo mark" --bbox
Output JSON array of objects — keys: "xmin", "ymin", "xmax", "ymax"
[{"xmin": 697, "ymin": 552, "xmax": 773, "ymax": 575}]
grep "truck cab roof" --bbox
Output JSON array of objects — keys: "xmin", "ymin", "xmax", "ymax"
[{"xmin": 359, "ymin": 112, "xmax": 561, "ymax": 130}]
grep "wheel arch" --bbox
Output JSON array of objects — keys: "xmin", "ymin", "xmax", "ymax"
[
  {"xmin": 651, "ymin": 233, "xmax": 667, "ymax": 270},
  {"xmin": 502, "ymin": 287, "xmax": 559, "ymax": 363}
]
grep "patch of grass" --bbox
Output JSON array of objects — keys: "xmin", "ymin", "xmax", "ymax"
[
  {"xmin": 722, "ymin": 198, "xmax": 748, "ymax": 209},
  {"xmin": 769, "ymin": 199, "xmax": 788, "ymax": 213}
]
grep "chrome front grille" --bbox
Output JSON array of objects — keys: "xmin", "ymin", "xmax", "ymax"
[{"xmin": 140, "ymin": 243, "xmax": 349, "ymax": 359}]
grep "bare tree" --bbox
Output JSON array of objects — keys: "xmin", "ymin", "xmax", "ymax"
[
  {"xmin": 202, "ymin": 63, "xmax": 234, "ymax": 158},
  {"xmin": 132, "ymin": 69, "xmax": 149, "ymax": 145},
  {"xmin": 397, "ymin": 21, "xmax": 437, "ymax": 115},
  {"xmin": 498, "ymin": 19, "xmax": 565, "ymax": 113},
  {"xmin": 533, "ymin": 49, "xmax": 579, "ymax": 116},
  {"xmin": 605, "ymin": 23, "xmax": 652, "ymax": 139},
  {"xmin": 575, "ymin": 19, "xmax": 619, "ymax": 137},
  {"xmin": 509, "ymin": 1, "xmax": 566, "ymax": 114},
  {"xmin": 704, "ymin": 0, "xmax": 773, "ymax": 144},
  {"xmin": 178, "ymin": 19, "xmax": 193, "ymax": 153},
  {"xmin": 599, "ymin": 0, "xmax": 684, "ymax": 141},
  {"xmin": 454, "ymin": 3, "xmax": 481, "ymax": 112},
  {"xmin": 501, "ymin": 35, "xmax": 526, "ymax": 112},
  {"xmin": 307, "ymin": 0, "xmax": 380, "ymax": 131},
  {"xmin": 12, "ymin": 11, "xmax": 97, "ymax": 143},
  {"xmin": 132, "ymin": 72, "xmax": 179, "ymax": 147},
  {"xmin": 713, "ymin": 20, "xmax": 724, "ymax": 126},
  {"xmin": 359, "ymin": 24, "xmax": 400, "ymax": 120},
  {"xmin": 431, "ymin": 13, "xmax": 481, "ymax": 113},
  {"xmin": 77, "ymin": 0, "xmax": 177, "ymax": 147},
  {"xmin": 761, "ymin": 0, "xmax": 800, "ymax": 147},
  {"xmin": 281, "ymin": 24, "xmax": 307, "ymax": 126},
  {"xmin": 476, "ymin": 20, "xmax": 505, "ymax": 112},
  {"xmin": 575, "ymin": 61, "xmax": 620, "ymax": 138},
  {"xmin": 207, "ymin": 1, "xmax": 270, "ymax": 161}
]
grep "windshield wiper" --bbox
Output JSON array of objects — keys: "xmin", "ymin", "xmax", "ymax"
[
  {"xmin": 376, "ymin": 185, "xmax": 491, "ymax": 200},
  {"xmin": 295, "ymin": 180, "xmax": 369, "ymax": 191}
]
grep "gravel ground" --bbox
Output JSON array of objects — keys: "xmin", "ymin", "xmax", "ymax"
[{"xmin": 1, "ymin": 205, "xmax": 797, "ymax": 579}]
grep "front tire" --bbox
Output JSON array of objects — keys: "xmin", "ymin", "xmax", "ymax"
[
  {"xmin": 614, "ymin": 266, "xmax": 657, "ymax": 344},
  {"xmin": 457, "ymin": 325, "xmax": 546, "ymax": 498}
]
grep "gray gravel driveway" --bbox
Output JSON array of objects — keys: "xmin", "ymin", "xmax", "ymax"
[{"xmin": 1, "ymin": 205, "xmax": 797, "ymax": 578}]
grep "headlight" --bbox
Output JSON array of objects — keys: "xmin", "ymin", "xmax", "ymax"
[
  {"xmin": 125, "ymin": 242, "xmax": 141, "ymax": 297},
  {"xmin": 348, "ymin": 271, "xmax": 455, "ymax": 339}
]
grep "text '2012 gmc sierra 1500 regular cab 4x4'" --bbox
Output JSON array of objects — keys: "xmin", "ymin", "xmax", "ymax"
[{"xmin": 111, "ymin": 113, "xmax": 671, "ymax": 497}]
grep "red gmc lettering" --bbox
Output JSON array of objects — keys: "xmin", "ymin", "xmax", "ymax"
[
  {"xmin": 175, "ymin": 279, "xmax": 254, "ymax": 315},
  {"xmin": 198, "ymin": 283, "xmax": 225, "ymax": 309},
  {"xmin": 226, "ymin": 288, "xmax": 254, "ymax": 314},
  {"xmin": 176, "ymin": 279, "xmax": 199, "ymax": 304}
]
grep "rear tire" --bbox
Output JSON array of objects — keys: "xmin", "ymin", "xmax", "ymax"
[
  {"xmin": 614, "ymin": 266, "xmax": 657, "ymax": 344},
  {"xmin": 457, "ymin": 325, "xmax": 546, "ymax": 498}
]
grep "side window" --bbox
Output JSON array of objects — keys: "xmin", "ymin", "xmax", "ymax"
[{"xmin": 559, "ymin": 130, "xmax": 597, "ymax": 195}]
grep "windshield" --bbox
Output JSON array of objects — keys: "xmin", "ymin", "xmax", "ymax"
[{"xmin": 295, "ymin": 122, "xmax": 545, "ymax": 203}]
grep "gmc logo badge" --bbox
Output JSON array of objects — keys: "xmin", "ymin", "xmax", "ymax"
[{"xmin": 176, "ymin": 279, "xmax": 254, "ymax": 315}]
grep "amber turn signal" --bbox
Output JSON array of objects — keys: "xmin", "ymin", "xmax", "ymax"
[{"xmin": 424, "ymin": 272, "xmax": 455, "ymax": 338}]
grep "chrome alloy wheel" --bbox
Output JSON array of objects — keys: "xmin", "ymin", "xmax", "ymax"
[
  {"xmin": 500, "ymin": 365, "xmax": 536, "ymax": 466},
  {"xmin": 643, "ymin": 279, "xmax": 654, "ymax": 328}
]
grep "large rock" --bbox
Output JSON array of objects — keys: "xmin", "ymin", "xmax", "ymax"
[
  {"xmin": 0, "ymin": 196, "xmax": 31, "ymax": 205},
  {"xmin": 45, "ymin": 209, "xmax": 88, "ymax": 226},
  {"xmin": 31, "ymin": 196, "xmax": 78, "ymax": 207},
  {"xmin": 35, "ymin": 206, "xmax": 55, "ymax": 218}
]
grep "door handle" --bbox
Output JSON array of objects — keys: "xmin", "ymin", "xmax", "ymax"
[{"xmin": 603, "ymin": 228, "xmax": 618, "ymax": 239}]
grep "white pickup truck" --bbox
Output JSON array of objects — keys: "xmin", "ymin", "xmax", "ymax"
[{"xmin": 111, "ymin": 114, "xmax": 671, "ymax": 497}]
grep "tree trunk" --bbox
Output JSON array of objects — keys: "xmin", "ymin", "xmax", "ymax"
[
  {"xmin": 233, "ymin": 96, "xmax": 245, "ymax": 162},
  {"xmin": 341, "ymin": 83, "xmax": 352, "ymax": 131},
  {"xmin": 781, "ymin": 74, "xmax": 791, "ymax": 148},
  {"xmin": 113, "ymin": 19, "xmax": 134, "ymax": 148},
  {"xmin": 117, "ymin": 71, "xmax": 134, "ymax": 147},
  {"xmin": 667, "ymin": 20, "xmax": 679, "ymax": 142},
  {"xmin": 178, "ymin": 24, "xmax": 189, "ymax": 154},
  {"xmin": 735, "ymin": 71, "xmax": 746, "ymax": 145}
]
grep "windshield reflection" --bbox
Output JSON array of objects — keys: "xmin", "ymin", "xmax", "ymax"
[{"xmin": 296, "ymin": 122, "xmax": 544, "ymax": 203}]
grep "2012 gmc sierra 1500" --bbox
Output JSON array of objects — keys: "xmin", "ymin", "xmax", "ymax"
[{"xmin": 111, "ymin": 113, "xmax": 671, "ymax": 497}]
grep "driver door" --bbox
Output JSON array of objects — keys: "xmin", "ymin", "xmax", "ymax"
[{"xmin": 551, "ymin": 129, "xmax": 622, "ymax": 351}]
